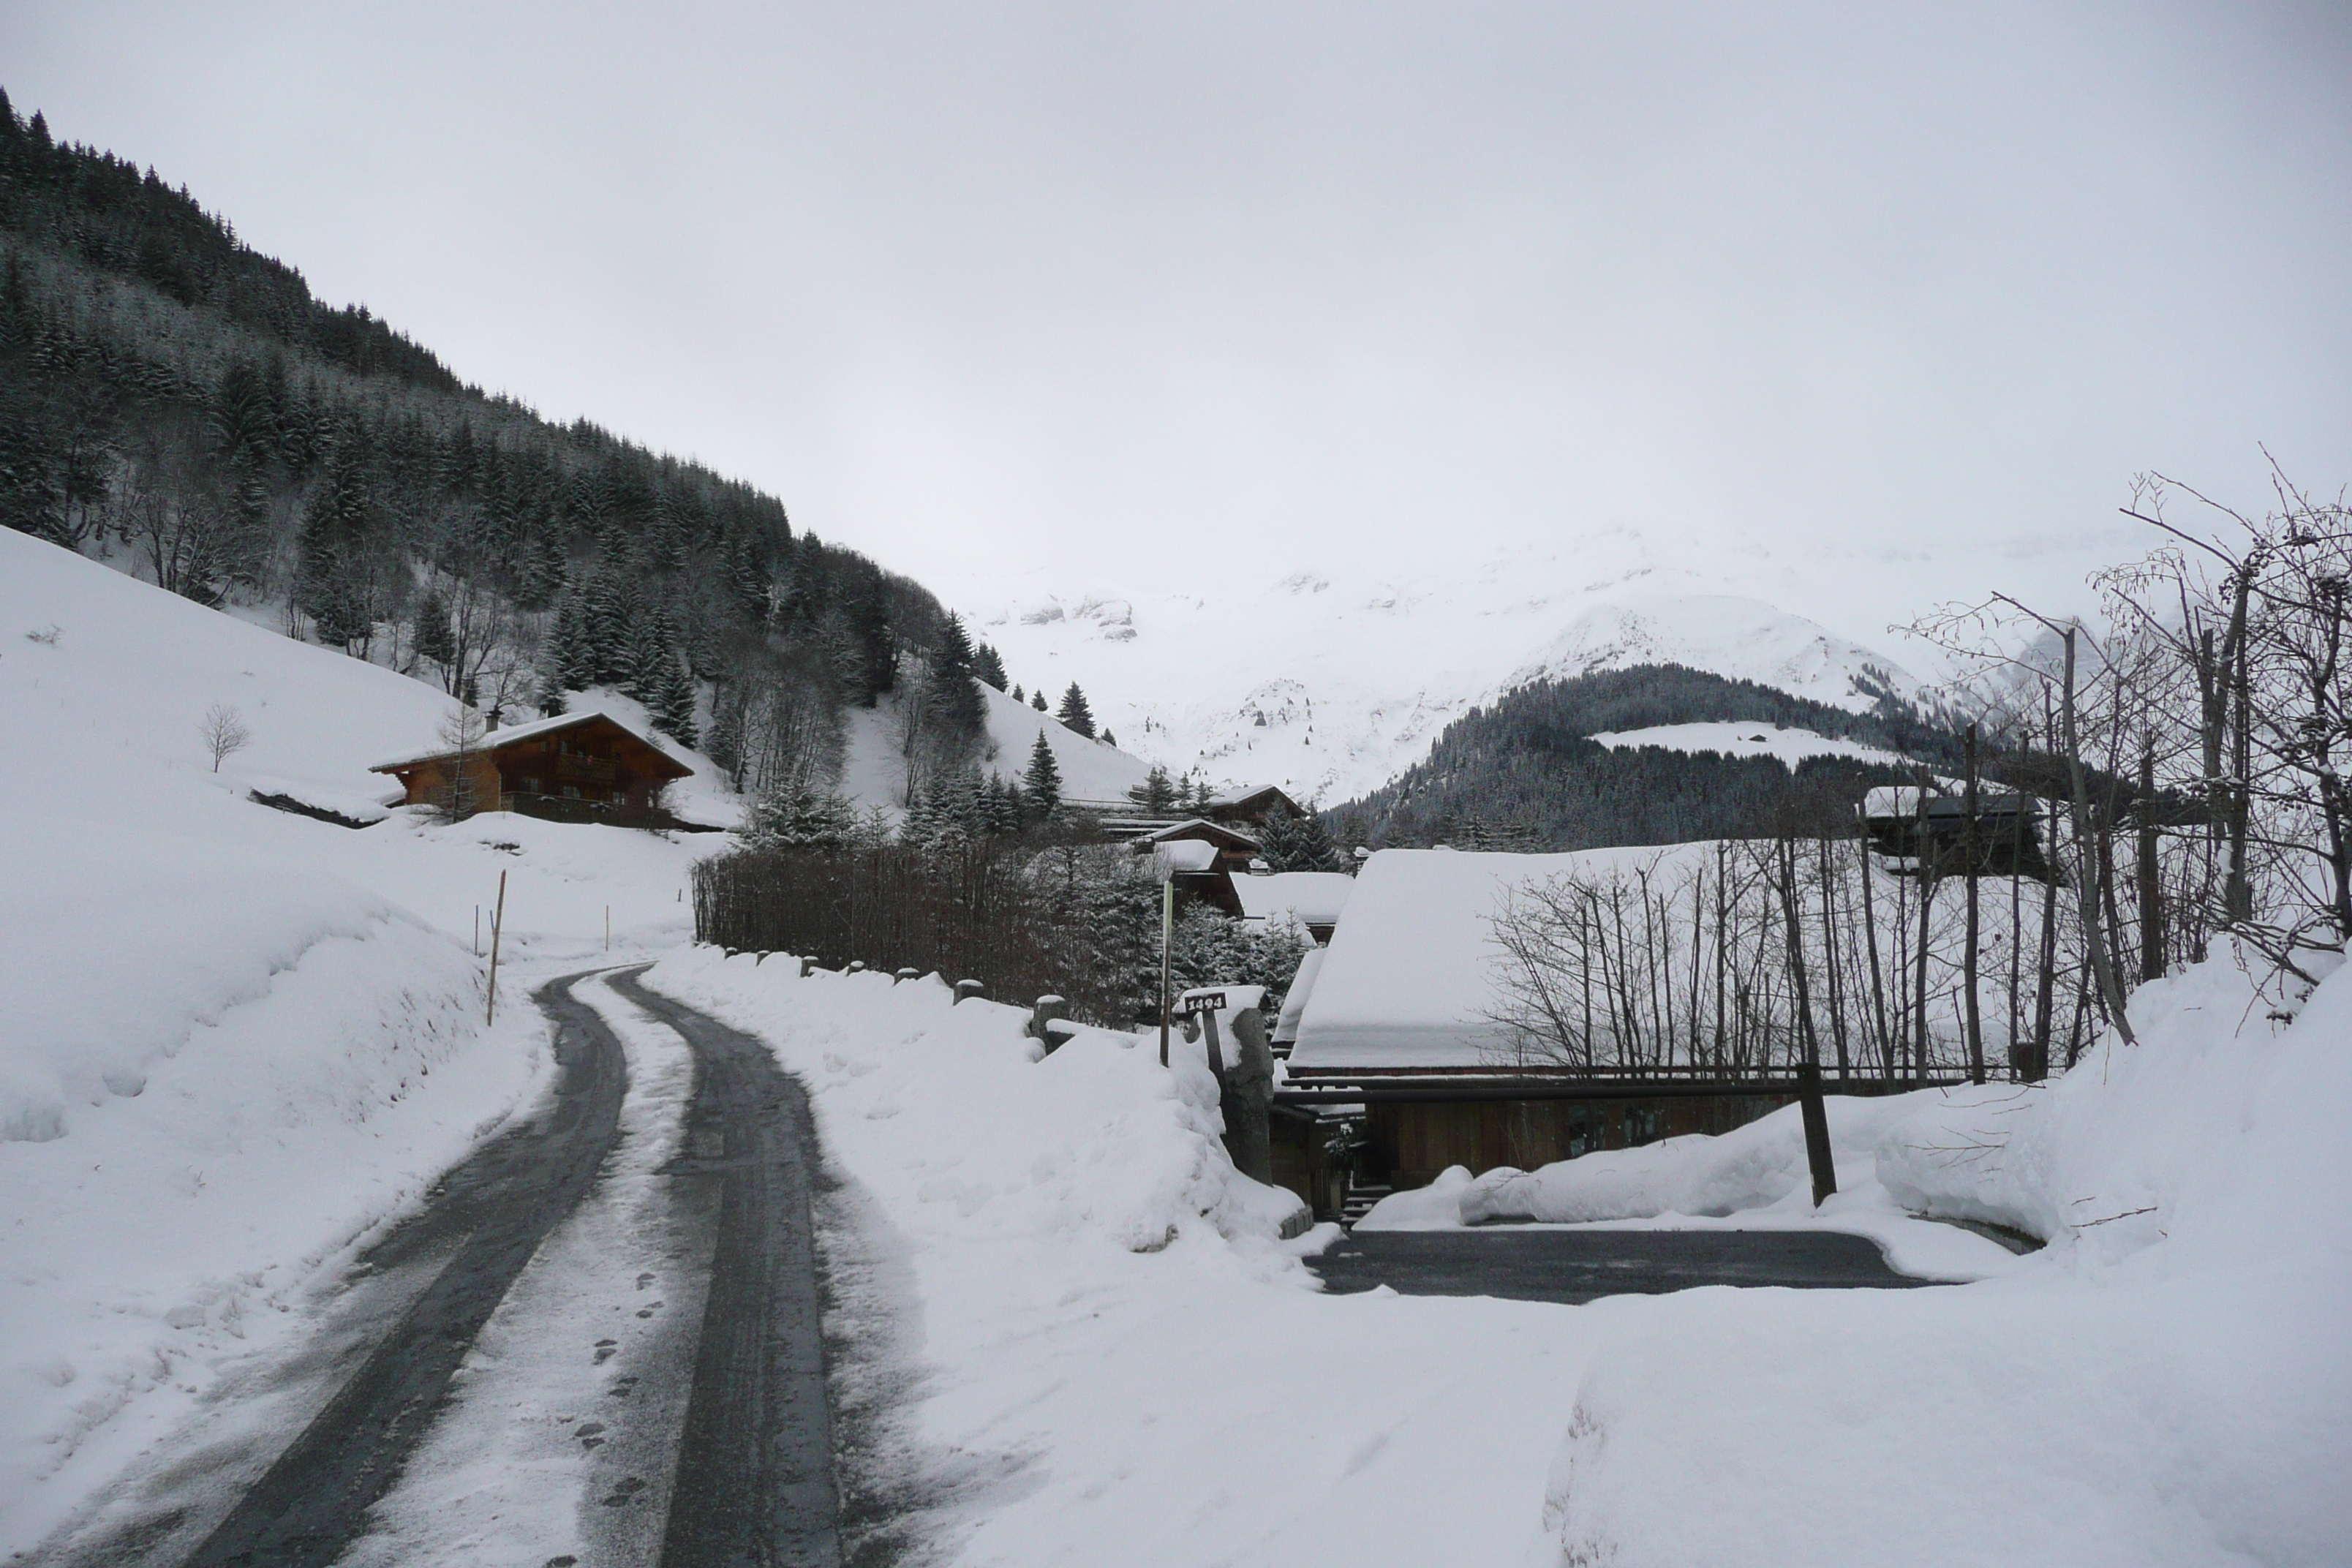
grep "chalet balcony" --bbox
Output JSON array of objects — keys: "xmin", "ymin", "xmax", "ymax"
[
  {"xmin": 502, "ymin": 791, "xmax": 724, "ymax": 833},
  {"xmin": 553, "ymin": 753, "xmax": 618, "ymax": 783}
]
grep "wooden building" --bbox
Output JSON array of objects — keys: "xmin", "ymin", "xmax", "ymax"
[
  {"xmin": 1280, "ymin": 846, "xmax": 1953, "ymax": 1197},
  {"xmin": 1204, "ymin": 785, "xmax": 1305, "ymax": 828},
  {"xmin": 1861, "ymin": 786, "xmax": 2057, "ymax": 882},
  {"xmin": 372, "ymin": 711, "xmax": 693, "ymax": 825}
]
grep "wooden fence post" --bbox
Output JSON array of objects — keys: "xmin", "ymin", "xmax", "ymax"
[{"xmin": 485, "ymin": 869, "xmax": 508, "ymax": 1026}]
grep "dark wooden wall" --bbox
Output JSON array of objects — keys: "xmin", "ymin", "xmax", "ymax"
[{"xmin": 1367, "ymin": 1095, "xmax": 1787, "ymax": 1189}]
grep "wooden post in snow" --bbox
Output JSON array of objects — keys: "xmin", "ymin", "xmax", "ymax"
[{"xmin": 486, "ymin": 869, "xmax": 508, "ymax": 1026}]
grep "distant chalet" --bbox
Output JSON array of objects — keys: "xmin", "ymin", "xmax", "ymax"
[{"xmin": 372, "ymin": 711, "xmax": 693, "ymax": 826}]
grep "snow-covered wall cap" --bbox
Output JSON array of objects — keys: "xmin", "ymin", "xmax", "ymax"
[{"xmin": 1181, "ymin": 984, "xmax": 1267, "ymax": 1014}]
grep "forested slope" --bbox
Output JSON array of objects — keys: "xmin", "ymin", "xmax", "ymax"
[
  {"xmin": 0, "ymin": 87, "xmax": 1003, "ymax": 803},
  {"xmin": 1330, "ymin": 663, "xmax": 1962, "ymax": 850}
]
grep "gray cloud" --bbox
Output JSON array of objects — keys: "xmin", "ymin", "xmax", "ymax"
[{"xmin": 10, "ymin": 0, "xmax": 2347, "ymax": 622}]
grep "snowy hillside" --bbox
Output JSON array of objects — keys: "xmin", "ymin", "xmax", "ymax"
[
  {"xmin": 0, "ymin": 531, "xmax": 721, "ymax": 1550},
  {"xmin": 839, "ymin": 679, "xmax": 1156, "ymax": 812},
  {"xmin": 959, "ymin": 540, "xmax": 1928, "ymax": 806}
]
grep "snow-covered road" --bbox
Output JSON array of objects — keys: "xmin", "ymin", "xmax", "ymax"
[{"xmin": 32, "ymin": 968, "xmax": 853, "ymax": 1568}]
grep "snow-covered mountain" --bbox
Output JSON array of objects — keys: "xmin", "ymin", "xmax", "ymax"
[{"xmin": 957, "ymin": 539, "xmax": 1930, "ymax": 807}]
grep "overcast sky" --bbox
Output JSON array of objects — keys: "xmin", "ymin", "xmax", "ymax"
[{"xmin": 9, "ymin": 1, "xmax": 2349, "ymax": 619}]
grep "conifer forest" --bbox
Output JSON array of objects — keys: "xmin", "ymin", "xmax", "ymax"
[{"xmin": 0, "ymin": 86, "xmax": 993, "ymax": 798}]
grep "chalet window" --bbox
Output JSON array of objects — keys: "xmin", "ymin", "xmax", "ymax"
[{"xmin": 562, "ymin": 785, "xmax": 581, "ymax": 799}]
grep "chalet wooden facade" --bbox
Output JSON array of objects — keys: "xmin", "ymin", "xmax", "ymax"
[{"xmin": 372, "ymin": 711, "xmax": 693, "ymax": 825}]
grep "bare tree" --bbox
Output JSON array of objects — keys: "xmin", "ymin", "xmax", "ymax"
[
  {"xmin": 434, "ymin": 705, "xmax": 490, "ymax": 821},
  {"xmin": 198, "ymin": 703, "xmax": 252, "ymax": 772}
]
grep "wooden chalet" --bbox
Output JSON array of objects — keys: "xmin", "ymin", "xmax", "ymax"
[
  {"xmin": 372, "ymin": 710, "xmax": 693, "ymax": 826},
  {"xmin": 1140, "ymin": 817, "xmax": 1264, "ymax": 873},
  {"xmin": 1203, "ymin": 785, "xmax": 1305, "ymax": 828},
  {"xmin": 1861, "ymin": 786, "xmax": 2057, "ymax": 882}
]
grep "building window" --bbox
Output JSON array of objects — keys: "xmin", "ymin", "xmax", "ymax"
[{"xmin": 562, "ymin": 785, "xmax": 581, "ymax": 799}]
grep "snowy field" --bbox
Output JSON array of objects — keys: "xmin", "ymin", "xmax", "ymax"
[
  {"xmin": 643, "ymin": 943, "xmax": 2352, "ymax": 1567},
  {"xmin": 1586, "ymin": 718, "xmax": 1910, "ymax": 769}
]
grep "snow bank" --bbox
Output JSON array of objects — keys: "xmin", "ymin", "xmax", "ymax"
[
  {"xmin": 0, "ymin": 908, "xmax": 549, "ymax": 1553},
  {"xmin": 642, "ymin": 947, "xmax": 1305, "ymax": 1256},
  {"xmin": 0, "ymin": 821, "xmax": 415, "ymax": 1143},
  {"xmin": 1361, "ymin": 1090, "xmax": 1963, "ymax": 1230},
  {"xmin": 1531, "ymin": 949, "xmax": 2352, "ymax": 1567}
]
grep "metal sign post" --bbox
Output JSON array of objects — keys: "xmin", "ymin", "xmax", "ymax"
[{"xmin": 1158, "ymin": 877, "xmax": 1175, "ymax": 1067}]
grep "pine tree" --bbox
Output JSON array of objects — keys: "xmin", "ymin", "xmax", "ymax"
[
  {"xmin": 549, "ymin": 587, "xmax": 595, "ymax": 692},
  {"xmin": 745, "ymin": 783, "xmax": 854, "ymax": 850},
  {"xmin": 973, "ymin": 643, "xmax": 1009, "ymax": 690},
  {"xmin": 583, "ymin": 570, "xmax": 631, "ymax": 686},
  {"xmin": 1101, "ymin": 729, "xmax": 1115, "ymax": 749},
  {"xmin": 1023, "ymin": 731, "xmax": 1063, "ymax": 819},
  {"xmin": 1056, "ymin": 682, "xmax": 1096, "ymax": 738},
  {"xmin": 1126, "ymin": 765, "xmax": 1180, "ymax": 815},
  {"xmin": 931, "ymin": 613, "xmax": 985, "ymax": 739},
  {"xmin": 651, "ymin": 657, "xmax": 699, "ymax": 747},
  {"xmin": 412, "ymin": 588, "xmax": 456, "ymax": 669},
  {"xmin": 1011, "ymin": 684, "xmax": 1024, "ymax": 704},
  {"xmin": 1256, "ymin": 805, "xmax": 1348, "ymax": 872},
  {"xmin": 1032, "ymin": 690, "xmax": 1048, "ymax": 712}
]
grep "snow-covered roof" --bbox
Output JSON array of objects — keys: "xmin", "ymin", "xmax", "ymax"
[
  {"xmin": 1143, "ymin": 818, "xmax": 1262, "ymax": 849},
  {"xmin": 1863, "ymin": 785, "xmax": 2032, "ymax": 821},
  {"xmin": 368, "ymin": 708, "xmax": 687, "ymax": 775},
  {"xmin": 1233, "ymin": 870, "xmax": 1356, "ymax": 928},
  {"xmin": 1288, "ymin": 843, "xmax": 1714, "ymax": 1071},
  {"xmin": 1207, "ymin": 784, "xmax": 1303, "ymax": 815},
  {"xmin": 1151, "ymin": 840, "xmax": 1222, "ymax": 874},
  {"xmin": 1273, "ymin": 945, "xmax": 1328, "ymax": 1044}
]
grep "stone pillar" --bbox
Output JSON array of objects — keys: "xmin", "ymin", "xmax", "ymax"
[{"xmin": 1221, "ymin": 1006, "xmax": 1276, "ymax": 1186}]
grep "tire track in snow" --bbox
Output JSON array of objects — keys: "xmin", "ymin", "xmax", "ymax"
[
  {"xmin": 37, "ymin": 970, "xmax": 627, "ymax": 1568},
  {"xmin": 606, "ymin": 968, "xmax": 842, "ymax": 1568},
  {"xmin": 173, "ymin": 970, "xmax": 630, "ymax": 1568}
]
